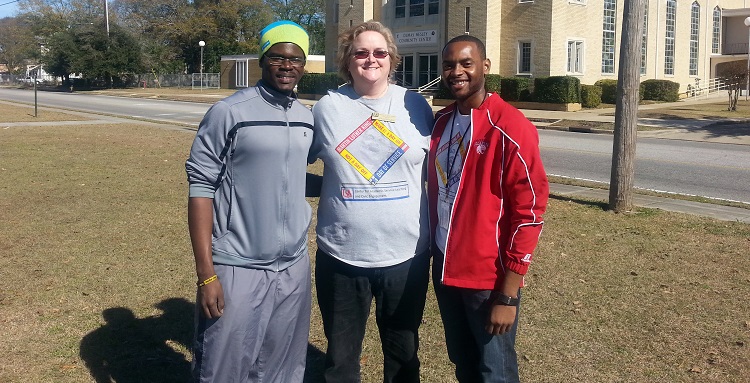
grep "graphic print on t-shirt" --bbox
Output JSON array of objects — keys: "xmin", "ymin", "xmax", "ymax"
[
  {"xmin": 435, "ymin": 130, "xmax": 468, "ymax": 190},
  {"xmin": 335, "ymin": 116, "xmax": 410, "ymax": 185}
]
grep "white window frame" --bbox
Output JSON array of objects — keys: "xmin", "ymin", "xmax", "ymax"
[
  {"xmin": 711, "ymin": 6, "xmax": 721, "ymax": 54},
  {"xmin": 567, "ymin": 39, "xmax": 585, "ymax": 75},
  {"xmin": 664, "ymin": 0, "xmax": 676, "ymax": 76},
  {"xmin": 236, "ymin": 59, "xmax": 248, "ymax": 88},
  {"xmin": 641, "ymin": 1, "xmax": 649, "ymax": 75},
  {"xmin": 601, "ymin": 0, "xmax": 617, "ymax": 74},
  {"xmin": 689, "ymin": 1, "xmax": 700, "ymax": 76},
  {"xmin": 517, "ymin": 40, "xmax": 533, "ymax": 75}
]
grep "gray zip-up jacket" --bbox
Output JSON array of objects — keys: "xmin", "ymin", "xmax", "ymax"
[{"xmin": 185, "ymin": 80, "xmax": 314, "ymax": 271}]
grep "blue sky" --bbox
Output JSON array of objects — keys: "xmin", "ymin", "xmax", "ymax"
[{"xmin": 0, "ymin": 1, "xmax": 19, "ymax": 19}]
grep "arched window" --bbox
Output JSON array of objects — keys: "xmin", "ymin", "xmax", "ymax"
[
  {"xmin": 601, "ymin": 0, "xmax": 617, "ymax": 74},
  {"xmin": 641, "ymin": 2, "xmax": 649, "ymax": 75},
  {"xmin": 712, "ymin": 6, "xmax": 721, "ymax": 54},
  {"xmin": 664, "ymin": 0, "xmax": 677, "ymax": 75},
  {"xmin": 689, "ymin": 2, "xmax": 700, "ymax": 76}
]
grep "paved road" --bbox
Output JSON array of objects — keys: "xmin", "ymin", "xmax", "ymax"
[
  {"xmin": 0, "ymin": 88, "xmax": 208, "ymax": 126},
  {"xmin": 2, "ymin": 87, "xmax": 749, "ymax": 205},
  {"xmin": 539, "ymin": 130, "xmax": 750, "ymax": 204}
]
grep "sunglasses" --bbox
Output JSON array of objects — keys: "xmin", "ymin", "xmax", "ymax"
[
  {"xmin": 352, "ymin": 50, "xmax": 389, "ymax": 59},
  {"xmin": 265, "ymin": 55, "xmax": 306, "ymax": 67}
]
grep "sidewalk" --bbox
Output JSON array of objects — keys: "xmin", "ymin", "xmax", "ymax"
[
  {"xmin": 550, "ymin": 184, "xmax": 750, "ymax": 224},
  {"xmin": 4, "ymin": 89, "xmax": 748, "ymax": 223},
  {"xmin": 427, "ymin": 94, "xmax": 750, "ymax": 222},
  {"xmin": 513, "ymin": 94, "xmax": 750, "ymax": 146}
]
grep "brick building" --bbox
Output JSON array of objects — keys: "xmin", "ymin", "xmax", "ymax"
[{"xmin": 325, "ymin": 0, "xmax": 750, "ymax": 93}]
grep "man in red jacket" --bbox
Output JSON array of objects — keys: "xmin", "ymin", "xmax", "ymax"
[{"xmin": 428, "ymin": 35, "xmax": 549, "ymax": 382}]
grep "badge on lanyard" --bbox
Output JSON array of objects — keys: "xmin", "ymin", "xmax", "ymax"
[{"xmin": 371, "ymin": 112, "xmax": 396, "ymax": 123}]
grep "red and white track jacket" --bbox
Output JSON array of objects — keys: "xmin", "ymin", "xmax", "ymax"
[{"xmin": 428, "ymin": 93, "xmax": 549, "ymax": 290}]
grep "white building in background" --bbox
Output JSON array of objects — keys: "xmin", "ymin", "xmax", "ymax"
[{"xmin": 325, "ymin": 0, "xmax": 750, "ymax": 93}]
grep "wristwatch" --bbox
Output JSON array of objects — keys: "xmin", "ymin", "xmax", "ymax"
[{"xmin": 493, "ymin": 293, "xmax": 520, "ymax": 306}]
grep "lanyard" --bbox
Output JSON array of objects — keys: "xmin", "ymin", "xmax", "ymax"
[{"xmin": 445, "ymin": 111, "xmax": 471, "ymax": 188}]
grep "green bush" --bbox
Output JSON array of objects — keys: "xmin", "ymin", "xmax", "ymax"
[
  {"xmin": 594, "ymin": 79, "xmax": 647, "ymax": 104},
  {"xmin": 500, "ymin": 77, "xmax": 532, "ymax": 102},
  {"xmin": 641, "ymin": 79, "xmax": 680, "ymax": 102},
  {"xmin": 435, "ymin": 74, "xmax": 501, "ymax": 100},
  {"xmin": 485, "ymin": 74, "xmax": 502, "ymax": 94},
  {"xmin": 297, "ymin": 72, "xmax": 342, "ymax": 95},
  {"xmin": 533, "ymin": 76, "xmax": 581, "ymax": 103},
  {"xmin": 594, "ymin": 79, "xmax": 618, "ymax": 104},
  {"xmin": 436, "ymin": 79, "xmax": 454, "ymax": 100},
  {"xmin": 580, "ymin": 84, "xmax": 602, "ymax": 108}
]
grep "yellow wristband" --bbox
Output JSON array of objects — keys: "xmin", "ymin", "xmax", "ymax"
[{"xmin": 197, "ymin": 274, "xmax": 218, "ymax": 287}]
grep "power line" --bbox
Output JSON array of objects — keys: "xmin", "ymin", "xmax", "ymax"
[{"xmin": 0, "ymin": 0, "xmax": 21, "ymax": 7}]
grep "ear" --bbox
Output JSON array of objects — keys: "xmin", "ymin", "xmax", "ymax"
[{"xmin": 483, "ymin": 58, "xmax": 491, "ymax": 75}]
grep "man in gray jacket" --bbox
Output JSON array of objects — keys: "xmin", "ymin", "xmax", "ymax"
[{"xmin": 185, "ymin": 20, "xmax": 313, "ymax": 383}]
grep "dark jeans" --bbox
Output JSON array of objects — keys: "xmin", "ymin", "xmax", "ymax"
[
  {"xmin": 433, "ymin": 254, "xmax": 521, "ymax": 383},
  {"xmin": 315, "ymin": 249, "xmax": 430, "ymax": 383}
]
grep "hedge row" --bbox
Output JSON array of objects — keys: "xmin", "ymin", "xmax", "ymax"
[
  {"xmin": 297, "ymin": 72, "xmax": 342, "ymax": 95},
  {"xmin": 298, "ymin": 73, "xmax": 681, "ymax": 106}
]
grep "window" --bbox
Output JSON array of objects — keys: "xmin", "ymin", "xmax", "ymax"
[
  {"xmin": 396, "ymin": 0, "xmax": 436, "ymax": 18},
  {"xmin": 518, "ymin": 41, "xmax": 532, "ymax": 73},
  {"xmin": 664, "ymin": 0, "xmax": 676, "ymax": 76},
  {"xmin": 712, "ymin": 6, "xmax": 721, "ymax": 54},
  {"xmin": 465, "ymin": 7, "xmax": 470, "ymax": 34},
  {"xmin": 428, "ymin": 0, "xmax": 439, "ymax": 15},
  {"xmin": 641, "ymin": 1, "xmax": 648, "ymax": 75},
  {"xmin": 418, "ymin": 54, "xmax": 438, "ymax": 87},
  {"xmin": 567, "ymin": 40, "xmax": 584, "ymax": 74},
  {"xmin": 236, "ymin": 59, "xmax": 248, "ymax": 87},
  {"xmin": 689, "ymin": 2, "xmax": 700, "ymax": 76},
  {"xmin": 396, "ymin": 55, "xmax": 414, "ymax": 87},
  {"xmin": 410, "ymin": 0, "xmax": 425, "ymax": 17},
  {"xmin": 395, "ymin": 0, "xmax": 406, "ymax": 18},
  {"xmin": 601, "ymin": 0, "xmax": 616, "ymax": 74}
]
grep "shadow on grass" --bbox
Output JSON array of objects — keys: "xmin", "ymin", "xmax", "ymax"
[
  {"xmin": 549, "ymin": 194, "xmax": 610, "ymax": 212},
  {"xmin": 79, "ymin": 297, "xmax": 327, "ymax": 382},
  {"xmin": 79, "ymin": 298, "xmax": 194, "ymax": 383}
]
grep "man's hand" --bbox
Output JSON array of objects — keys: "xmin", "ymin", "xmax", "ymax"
[
  {"xmin": 485, "ymin": 303, "xmax": 517, "ymax": 335},
  {"xmin": 198, "ymin": 280, "xmax": 225, "ymax": 319}
]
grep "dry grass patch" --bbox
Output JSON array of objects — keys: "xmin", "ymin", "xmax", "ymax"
[
  {"xmin": 87, "ymin": 88, "xmax": 235, "ymax": 104},
  {"xmin": 0, "ymin": 102, "xmax": 92, "ymax": 123},
  {"xmin": 0, "ymin": 123, "xmax": 748, "ymax": 382},
  {"xmin": 638, "ymin": 99, "xmax": 750, "ymax": 120}
]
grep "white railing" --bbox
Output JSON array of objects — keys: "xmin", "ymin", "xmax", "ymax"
[
  {"xmin": 416, "ymin": 76, "xmax": 442, "ymax": 94},
  {"xmin": 684, "ymin": 78, "xmax": 727, "ymax": 99}
]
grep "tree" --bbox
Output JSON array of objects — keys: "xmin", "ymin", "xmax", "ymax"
[
  {"xmin": 0, "ymin": 17, "xmax": 39, "ymax": 74},
  {"xmin": 42, "ymin": 22, "xmax": 143, "ymax": 87},
  {"xmin": 266, "ymin": 0, "xmax": 325, "ymax": 54},
  {"xmin": 609, "ymin": 0, "xmax": 644, "ymax": 213},
  {"xmin": 717, "ymin": 61, "xmax": 748, "ymax": 112}
]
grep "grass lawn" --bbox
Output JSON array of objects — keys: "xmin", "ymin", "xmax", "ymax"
[
  {"xmin": 0, "ymin": 106, "xmax": 748, "ymax": 382},
  {"xmin": 0, "ymin": 100, "xmax": 92, "ymax": 123}
]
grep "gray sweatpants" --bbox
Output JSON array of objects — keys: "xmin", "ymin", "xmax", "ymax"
[{"xmin": 191, "ymin": 256, "xmax": 312, "ymax": 383}]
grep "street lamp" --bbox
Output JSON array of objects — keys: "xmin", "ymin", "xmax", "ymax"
[
  {"xmin": 199, "ymin": 40, "xmax": 206, "ymax": 90},
  {"xmin": 744, "ymin": 17, "xmax": 750, "ymax": 101}
]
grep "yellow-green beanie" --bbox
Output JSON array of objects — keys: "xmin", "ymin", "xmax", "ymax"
[{"xmin": 259, "ymin": 20, "xmax": 309, "ymax": 57}]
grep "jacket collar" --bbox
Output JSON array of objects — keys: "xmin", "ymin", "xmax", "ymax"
[{"xmin": 256, "ymin": 80, "xmax": 297, "ymax": 109}]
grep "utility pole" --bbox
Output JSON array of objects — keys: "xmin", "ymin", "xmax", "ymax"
[
  {"xmin": 104, "ymin": 0, "xmax": 110, "ymax": 38},
  {"xmin": 609, "ymin": 0, "xmax": 645, "ymax": 212}
]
